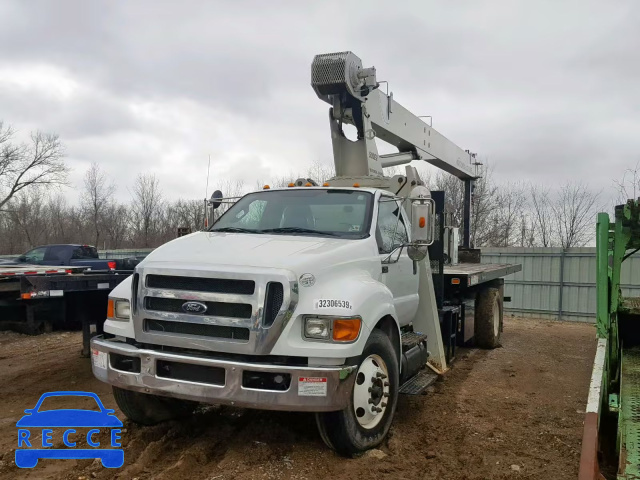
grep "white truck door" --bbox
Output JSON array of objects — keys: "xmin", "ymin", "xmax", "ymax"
[{"xmin": 376, "ymin": 196, "xmax": 420, "ymax": 326}]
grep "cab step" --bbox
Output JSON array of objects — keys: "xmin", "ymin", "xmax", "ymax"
[
  {"xmin": 399, "ymin": 369, "xmax": 439, "ymax": 395},
  {"xmin": 401, "ymin": 331, "xmax": 428, "ymax": 352}
]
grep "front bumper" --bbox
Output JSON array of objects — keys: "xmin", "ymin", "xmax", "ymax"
[{"xmin": 90, "ymin": 336, "xmax": 357, "ymax": 412}]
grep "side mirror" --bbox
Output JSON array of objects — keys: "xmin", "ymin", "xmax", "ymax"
[
  {"xmin": 210, "ymin": 190, "xmax": 223, "ymax": 210},
  {"xmin": 18, "ymin": 256, "xmax": 26, "ymax": 262},
  {"xmin": 407, "ymin": 190, "xmax": 436, "ymax": 262}
]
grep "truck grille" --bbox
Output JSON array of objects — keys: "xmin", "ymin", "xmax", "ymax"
[
  {"xmin": 146, "ymin": 274, "xmax": 255, "ymax": 295},
  {"xmin": 145, "ymin": 297, "xmax": 252, "ymax": 319},
  {"xmin": 145, "ymin": 319, "xmax": 250, "ymax": 341},
  {"xmin": 136, "ymin": 267, "xmax": 296, "ymax": 355},
  {"xmin": 263, "ymin": 282, "xmax": 284, "ymax": 327}
]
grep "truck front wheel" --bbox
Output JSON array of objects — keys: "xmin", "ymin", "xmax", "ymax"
[
  {"xmin": 315, "ymin": 329, "xmax": 399, "ymax": 456},
  {"xmin": 112, "ymin": 387, "xmax": 197, "ymax": 426},
  {"xmin": 474, "ymin": 286, "xmax": 503, "ymax": 349}
]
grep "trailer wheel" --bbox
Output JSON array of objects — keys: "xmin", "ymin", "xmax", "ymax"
[
  {"xmin": 112, "ymin": 387, "xmax": 197, "ymax": 426},
  {"xmin": 315, "ymin": 329, "xmax": 399, "ymax": 457},
  {"xmin": 475, "ymin": 287, "xmax": 503, "ymax": 349}
]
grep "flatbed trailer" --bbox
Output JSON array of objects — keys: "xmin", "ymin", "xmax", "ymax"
[
  {"xmin": 443, "ymin": 262, "xmax": 522, "ymax": 287},
  {"xmin": 0, "ymin": 265, "xmax": 132, "ymax": 356}
]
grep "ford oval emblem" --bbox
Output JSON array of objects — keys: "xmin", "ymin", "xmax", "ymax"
[{"xmin": 182, "ymin": 301, "xmax": 207, "ymax": 314}]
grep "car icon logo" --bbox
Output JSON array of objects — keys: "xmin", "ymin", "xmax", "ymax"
[
  {"xmin": 15, "ymin": 391, "xmax": 124, "ymax": 469},
  {"xmin": 182, "ymin": 301, "xmax": 207, "ymax": 314}
]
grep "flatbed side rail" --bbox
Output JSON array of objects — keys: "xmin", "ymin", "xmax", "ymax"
[{"xmin": 579, "ymin": 337, "xmax": 608, "ymax": 480}]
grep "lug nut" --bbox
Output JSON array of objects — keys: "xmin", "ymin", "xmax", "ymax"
[
  {"xmin": 383, "ymin": 392, "xmax": 390, "ymax": 398},
  {"xmin": 376, "ymin": 372, "xmax": 387, "ymax": 379},
  {"xmin": 381, "ymin": 402, "xmax": 387, "ymax": 408},
  {"xmin": 368, "ymin": 387, "xmax": 373, "ymax": 393},
  {"xmin": 384, "ymin": 381, "xmax": 390, "ymax": 387},
  {"xmin": 368, "ymin": 398, "xmax": 374, "ymax": 404}
]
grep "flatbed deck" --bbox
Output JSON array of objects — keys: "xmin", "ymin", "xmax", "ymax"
[{"xmin": 443, "ymin": 262, "xmax": 521, "ymax": 286}]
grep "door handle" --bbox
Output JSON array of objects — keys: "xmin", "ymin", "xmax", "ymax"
[{"xmin": 382, "ymin": 266, "xmax": 389, "ymax": 274}]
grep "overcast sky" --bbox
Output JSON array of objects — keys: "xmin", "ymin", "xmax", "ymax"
[{"xmin": 0, "ymin": 1, "xmax": 638, "ymax": 205}]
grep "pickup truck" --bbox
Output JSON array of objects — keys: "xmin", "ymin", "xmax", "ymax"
[{"xmin": 0, "ymin": 244, "xmax": 139, "ymax": 270}]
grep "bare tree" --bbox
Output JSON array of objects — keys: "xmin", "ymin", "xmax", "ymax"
[
  {"xmin": 0, "ymin": 122, "xmax": 68, "ymax": 212},
  {"xmin": 530, "ymin": 184, "xmax": 554, "ymax": 247},
  {"xmin": 551, "ymin": 181, "xmax": 600, "ymax": 248},
  {"xmin": 307, "ymin": 160, "xmax": 335, "ymax": 184},
  {"xmin": 613, "ymin": 161, "xmax": 640, "ymax": 205},
  {"xmin": 492, "ymin": 181, "xmax": 528, "ymax": 247},
  {"xmin": 82, "ymin": 162, "xmax": 115, "ymax": 248},
  {"xmin": 103, "ymin": 203, "xmax": 130, "ymax": 249},
  {"xmin": 7, "ymin": 190, "xmax": 48, "ymax": 249},
  {"xmin": 130, "ymin": 173, "xmax": 163, "ymax": 247}
]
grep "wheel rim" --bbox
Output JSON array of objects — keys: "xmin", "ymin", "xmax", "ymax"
[
  {"xmin": 353, "ymin": 354, "xmax": 390, "ymax": 429},
  {"xmin": 493, "ymin": 299, "xmax": 500, "ymax": 337}
]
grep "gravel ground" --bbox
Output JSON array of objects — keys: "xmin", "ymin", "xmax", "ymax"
[{"xmin": 0, "ymin": 316, "xmax": 597, "ymax": 480}]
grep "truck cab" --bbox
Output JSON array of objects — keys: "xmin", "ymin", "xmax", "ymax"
[{"xmin": 92, "ymin": 185, "xmax": 430, "ymax": 454}]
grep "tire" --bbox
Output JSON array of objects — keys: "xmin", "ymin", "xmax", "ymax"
[
  {"xmin": 112, "ymin": 387, "xmax": 197, "ymax": 426},
  {"xmin": 474, "ymin": 286, "xmax": 503, "ymax": 349},
  {"xmin": 315, "ymin": 329, "xmax": 399, "ymax": 457}
]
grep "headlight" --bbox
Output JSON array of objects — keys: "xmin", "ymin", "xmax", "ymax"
[
  {"xmin": 107, "ymin": 298, "xmax": 130, "ymax": 321},
  {"xmin": 304, "ymin": 317, "xmax": 331, "ymax": 339},
  {"xmin": 303, "ymin": 316, "xmax": 362, "ymax": 342}
]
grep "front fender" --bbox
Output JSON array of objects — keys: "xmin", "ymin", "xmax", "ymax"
[
  {"xmin": 270, "ymin": 274, "xmax": 399, "ymax": 360},
  {"xmin": 103, "ymin": 275, "xmax": 134, "ymax": 338}
]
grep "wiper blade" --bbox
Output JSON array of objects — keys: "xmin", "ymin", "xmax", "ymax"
[
  {"xmin": 210, "ymin": 227, "xmax": 263, "ymax": 234},
  {"xmin": 261, "ymin": 227, "xmax": 339, "ymax": 237}
]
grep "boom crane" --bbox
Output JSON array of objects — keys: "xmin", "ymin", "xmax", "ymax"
[{"xmin": 311, "ymin": 51, "xmax": 478, "ymax": 247}]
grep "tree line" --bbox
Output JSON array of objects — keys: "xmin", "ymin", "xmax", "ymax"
[{"xmin": 0, "ymin": 121, "xmax": 630, "ymax": 255}]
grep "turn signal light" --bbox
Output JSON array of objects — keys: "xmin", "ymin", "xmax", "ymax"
[
  {"xmin": 353, "ymin": 183, "xmax": 360, "ymax": 188},
  {"xmin": 305, "ymin": 182, "xmax": 312, "ymax": 187},
  {"xmin": 419, "ymin": 217, "xmax": 426, "ymax": 228},
  {"xmin": 333, "ymin": 318, "xmax": 362, "ymax": 342},
  {"xmin": 288, "ymin": 183, "xmax": 295, "ymax": 187},
  {"xmin": 107, "ymin": 299, "xmax": 115, "ymax": 319},
  {"xmin": 263, "ymin": 185, "xmax": 270, "ymax": 189},
  {"xmin": 323, "ymin": 182, "xmax": 330, "ymax": 187}
]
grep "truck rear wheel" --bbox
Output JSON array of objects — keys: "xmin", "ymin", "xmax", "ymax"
[
  {"xmin": 112, "ymin": 387, "xmax": 197, "ymax": 426},
  {"xmin": 315, "ymin": 329, "xmax": 399, "ymax": 457},
  {"xmin": 475, "ymin": 287, "xmax": 503, "ymax": 349}
]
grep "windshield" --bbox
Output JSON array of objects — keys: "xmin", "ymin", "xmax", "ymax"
[{"xmin": 209, "ymin": 189, "xmax": 373, "ymax": 239}]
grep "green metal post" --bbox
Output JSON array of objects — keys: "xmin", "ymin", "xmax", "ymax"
[{"xmin": 596, "ymin": 212, "xmax": 610, "ymax": 339}]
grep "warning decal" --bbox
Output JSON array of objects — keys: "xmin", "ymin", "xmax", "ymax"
[{"xmin": 298, "ymin": 377, "xmax": 328, "ymax": 397}]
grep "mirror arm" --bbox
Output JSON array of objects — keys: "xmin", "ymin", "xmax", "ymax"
[{"xmin": 381, "ymin": 243, "xmax": 407, "ymax": 264}]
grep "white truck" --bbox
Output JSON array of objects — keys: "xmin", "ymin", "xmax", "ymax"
[{"xmin": 90, "ymin": 52, "xmax": 521, "ymax": 456}]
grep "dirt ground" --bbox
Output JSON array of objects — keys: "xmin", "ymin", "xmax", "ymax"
[{"xmin": 0, "ymin": 316, "xmax": 596, "ymax": 480}]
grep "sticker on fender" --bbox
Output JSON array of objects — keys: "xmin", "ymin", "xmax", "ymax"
[
  {"xmin": 92, "ymin": 349, "xmax": 107, "ymax": 370},
  {"xmin": 298, "ymin": 377, "xmax": 327, "ymax": 397},
  {"xmin": 314, "ymin": 299, "xmax": 352, "ymax": 310}
]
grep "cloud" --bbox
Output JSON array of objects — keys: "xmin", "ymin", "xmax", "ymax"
[{"xmin": 0, "ymin": 0, "xmax": 638, "ymax": 208}]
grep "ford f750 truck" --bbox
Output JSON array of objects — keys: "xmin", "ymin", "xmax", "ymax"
[{"xmin": 90, "ymin": 51, "xmax": 520, "ymax": 456}]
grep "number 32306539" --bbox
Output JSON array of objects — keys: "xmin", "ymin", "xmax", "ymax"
[{"xmin": 314, "ymin": 299, "xmax": 352, "ymax": 309}]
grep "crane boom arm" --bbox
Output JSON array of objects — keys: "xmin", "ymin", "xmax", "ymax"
[
  {"xmin": 362, "ymin": 88, "xmax": 476, "ymax": 179},
  {"xmin": 311, "ymin": 51, "xmax": 477, "ymax": 180}
]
